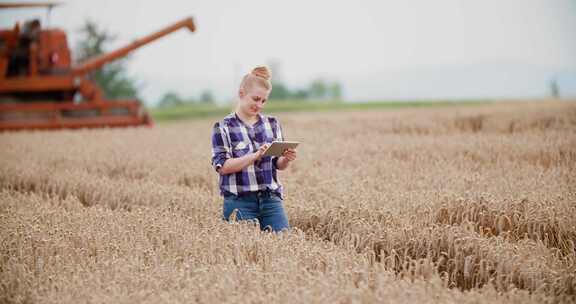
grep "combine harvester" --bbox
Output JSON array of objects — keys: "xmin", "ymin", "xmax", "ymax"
[{"xmin": 0, "ymin": 2, "xmax": 195, "ymax": 130}]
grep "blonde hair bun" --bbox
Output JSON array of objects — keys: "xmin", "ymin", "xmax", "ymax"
[
  {"xmin": 251, "ymin": 66, "xmax": 271, "ymax": 81},
  {"xmin": 239, "ymin": 66, "xmax": 272, "ymax": 91}
]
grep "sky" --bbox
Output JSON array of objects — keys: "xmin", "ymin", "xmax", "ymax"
[{"xmin": 1, "ymin": 0, "xmax": 576, "ymax": 105}]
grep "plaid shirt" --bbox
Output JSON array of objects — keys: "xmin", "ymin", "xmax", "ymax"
[{"xmin": 211, "ymin": 113, "xmax": 284, "ymax": 197}]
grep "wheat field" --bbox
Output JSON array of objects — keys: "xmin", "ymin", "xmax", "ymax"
[{"xmin": 1, "ymin": 101, "xmax": 575, "ymax": 303}]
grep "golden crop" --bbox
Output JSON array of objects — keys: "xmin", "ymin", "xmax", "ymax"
[{"xmin": 1, "ymin": 101, "xmax": 575, "ymax": 303}]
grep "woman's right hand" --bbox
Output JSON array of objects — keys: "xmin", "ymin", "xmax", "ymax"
[{"xmin": 253, "ymin": 143, "xmax": 270, "ymax": 162}]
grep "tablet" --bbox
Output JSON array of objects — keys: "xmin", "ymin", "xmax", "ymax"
[{"xmin": 263, "ymin": 141, "xmax": 300, "ymax": 157}]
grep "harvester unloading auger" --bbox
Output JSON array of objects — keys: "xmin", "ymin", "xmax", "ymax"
[{"xmin": 0, "ymin": 2, "xmax": 196, "ymax": 131}]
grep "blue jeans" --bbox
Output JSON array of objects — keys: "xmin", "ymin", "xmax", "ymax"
[{"xmin": 223, "ymin": 190, "xmax": 290, "ymax": 232}]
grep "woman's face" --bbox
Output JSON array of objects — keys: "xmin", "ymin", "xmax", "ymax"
[{"xmin": 239, "ymin": 85, "xmax": 270, "ymax": 116}]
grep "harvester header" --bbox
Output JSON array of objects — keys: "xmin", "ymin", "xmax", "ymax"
[{"xmin": 73, "ymin": 17, "xmax": 195, "ymax": 76}]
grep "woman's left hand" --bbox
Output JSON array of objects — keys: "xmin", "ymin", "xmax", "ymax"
[{"xmin": 282, "ymin": 148, "xmax": 297, "ymax": 162}]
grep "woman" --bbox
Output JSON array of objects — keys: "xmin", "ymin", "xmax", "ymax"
[{"xmin": 211, "ymin": 66, "xmax": 297, "ymax": 232}]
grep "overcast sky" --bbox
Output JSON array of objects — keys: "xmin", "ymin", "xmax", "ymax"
[{"xmin": 2, "ymin": 0, "xmax": 576, "ymax": 104}]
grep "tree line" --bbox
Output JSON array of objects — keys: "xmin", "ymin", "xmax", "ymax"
[
  {"xmin": 157, "ymin": 78, "xmax": 343, "ymax": 108},
  {"xmin": 268, "ymin": 79, "xmax": 342, "ymax": 101}
]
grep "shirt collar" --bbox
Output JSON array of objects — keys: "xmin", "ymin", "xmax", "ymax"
[{"xmin": 233, "ymin": 112, "xmax": 264, "ymax": 128}]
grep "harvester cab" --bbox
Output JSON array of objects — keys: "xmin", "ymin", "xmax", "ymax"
[{"xmin": 0, "ymin": 2, "xmax": 196, "ymax": 130}]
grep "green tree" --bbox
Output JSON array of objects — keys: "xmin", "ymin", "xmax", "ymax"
[
  {"xmin": 158, "ymin": 91, "xmax": 184, "ymax": 108},
  {"xmin": 308, "ymin": 79, "xmax": 328, "ymax": 99},
  {"xmin": 292, "ymin": 89, "xmax": 309, "ymax": 100},
  {"xmin": 199, "ymin": 90, "xmax": 215, "ymax": 104},
  {"xmin": 269, "ymin": 81, "xmax": 290, "ymax": 101},
  {"xmin": 328, "ymin": 82, "xmax": 342, "ymax": 100},
  {"xmin": 75, "ymin": 20, "xmax": 140, "ymax": 100},
  {"xmin": 549, "ymin": 78, "xmax": 560, "ymax": 99}
]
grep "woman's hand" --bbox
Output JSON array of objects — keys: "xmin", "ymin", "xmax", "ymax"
[
  {"xmin": 282, "ymin": 148, "xmax": 297, "ymax": 162},
  {"xmin": 253, "ymin": 143, "xmax": 270, "ymax": 162},
  {"xmin": 276, "ymin": 148, "xmax": 297, "ymax": 170},
  {"xmin": 219, "ymin": 143, "xmax": 270, "ymax": 175}
]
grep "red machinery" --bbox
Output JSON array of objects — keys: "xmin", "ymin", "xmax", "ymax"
[{"xmin": 0, "ymin": 3, "xmax": 196, "ymax": 130}]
